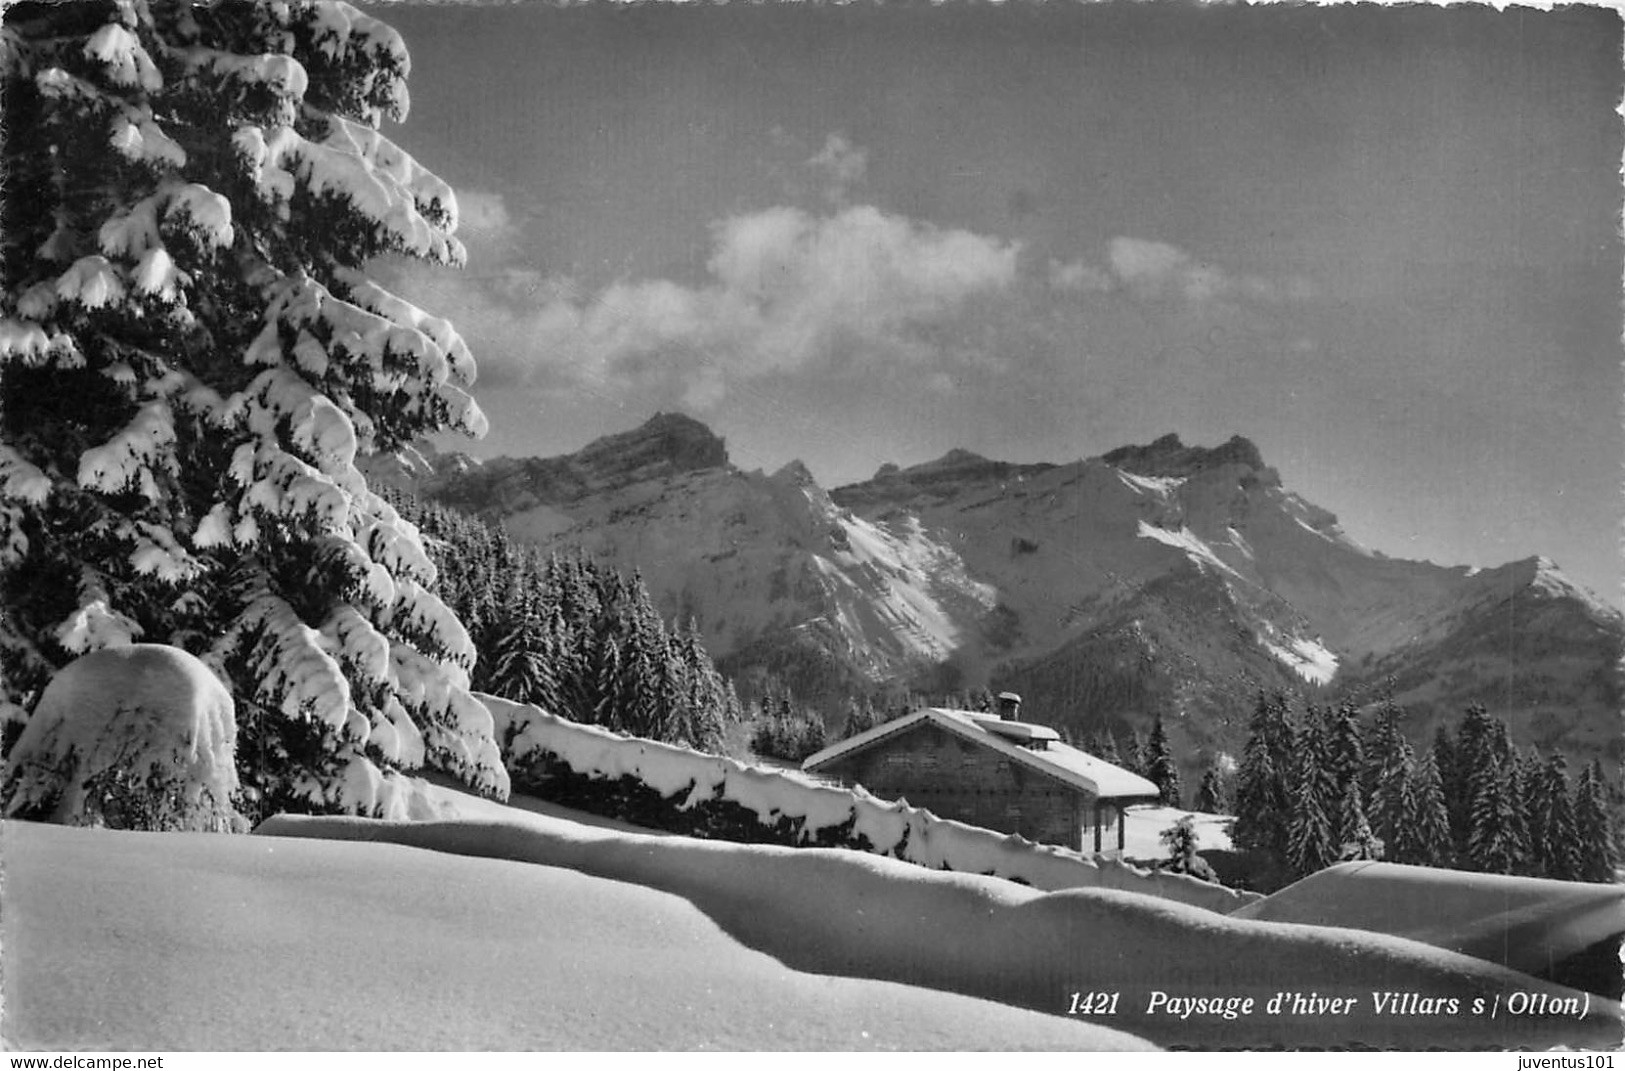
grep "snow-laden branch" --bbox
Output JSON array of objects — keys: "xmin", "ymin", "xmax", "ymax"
[
  {"xmin": 182, "ymin": 46, "xmax": 307, "ymax": 104},
  {"xmin": 84, "ymin": 22, "xmax": 162, "ymax": 92},
  {"xmin": 304, "ymin": 1, "xmax": 413, "ymax": 125},
  {"xmin": 229, "ymin": 440, "xmax": 351, "ymax": 536},
  {"xmin": 0, "ymin": 444, "xmax": 53, "ymax": 506},
  {"xmin": 319, "ymin": 603, "xmax": 391, "ymax": 687},
  {"xmin": 0, "ymin": 319, "xmax": 80, "ymax": 367},
  {"xmin": 355, "ymin": 504, "xmax": 435, "ymax": 588},
  {"xmin": 390, "ymin": 642, "xmax": 508, "ymax": 798},
  {"xmin": 239, "ymin": 588, "xmax": 354, "ymax": 733},
  {"xmin": 126, "ymin": 519, "xmax": 205, "ymax": 583},
  {"xmin": 233, "ymin": 122, "xmax": 460, "ymax": 262},
  {"xmin": 55, "ymin": 597, "xmax": 143, "ymax": 654},
  {"xmin": 334, "ymin": 267, "xmax": 474, "ymax": 386},
  {"xmin": 109, "ymin": 104, "xmax": 186, "ymax": 169},
  {"xmin": 77, "ymin": 400, "xmax": 176, "ymax": 502}
]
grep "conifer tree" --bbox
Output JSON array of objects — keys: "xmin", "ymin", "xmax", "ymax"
[
  {"xmin": 1335, "ymin": 778, "xmax": 1382, "ymax": 861},
  {"xmin": 839, "ymin": 696, "xmax": 876, "ymax": 740},
  {"xmin": 1467, "ymin": 761, "xmax": 1525, "ymax": 875},
  {"xmin": 0, "ymin": 0, "xmax": 506, "ymax": 818},
  {"xmin": 1286, "ymin": 706, "xmax": 1336, "ymax": 876},
  {"xmin": 1195, "ymin": 760, "xmax": 1228, "ymax": 814},
  {"xmin": 1448, "ymin": 705, "xmax": 1496, "ymax": 849},
  {"xmin": 486, "ymin": 608, "xmax": 557, "ymax": 712},
  {"xmin": 1360, "ymin": 687, "xmax": 1405, "ymax": 800},
  {"xmin": 1398, "ymin": 745, "xmax": 1453, "ymax": 868},
  {"xmin": 1487, "ymin": 720, "xmax": 1531, "ymax": 868},
  {"xmin": 1127, "ymin": 725, "xmax": 1150, "ymax": 778},
  {"xmin": 1232, "ymin": 692, "xmax": 1293, "ymax": 856},
  {"xmin": 1089, "ymin": 728, "xmax": 1123, "ymax": 766},
  {"xmin": 1367, "ymin": 730, "xmax": 1415, "ymax": 858},
  {"xmin": 1574, "ymin": 760, "xmax": 1619, "ymax": 884},
  {"xmin": 1530, "ymin": 753, "xmax": 1582, "ymax": 881},
  {"xmin": 1326, "ymin": 701, "xmax": 1364, "ymax": 796},
  {"xmin": 1380, "ymin": 749, "xmax": 1421, "ymax": 863},
  {"xmin": 1145, "ymin": 713, "xmax": 1181, "ymax": 807},
  {"xmin": 1158, "ymin": 814, "xmax": 1217, "ymax": 882},
  {"xmin": 591, "ymin": 632, "xmax": 627, "ymax": 731}
]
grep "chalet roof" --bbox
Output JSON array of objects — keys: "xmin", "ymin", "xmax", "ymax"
[{"xmin": 802, "ymin": 707, "xmax": 1161, "ymax": 803}]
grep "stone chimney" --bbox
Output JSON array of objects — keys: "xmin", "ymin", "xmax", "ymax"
[{"xmin": 995, "ymin": 691, "xmax": 1023, "ymax": 721}]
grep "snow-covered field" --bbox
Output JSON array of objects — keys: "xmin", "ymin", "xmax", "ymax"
[
  {"xmin": 0, "ymin": 817, "xmax": 1147, "ymax": 1051},
  {"xmin": 6, "ymin": 784, "xmax": 1618, "ymax": 1051}
]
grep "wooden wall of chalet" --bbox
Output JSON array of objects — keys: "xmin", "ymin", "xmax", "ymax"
[{"xmin": 816, "ymin": 721, "xmax": 1116, "ymax": 853}]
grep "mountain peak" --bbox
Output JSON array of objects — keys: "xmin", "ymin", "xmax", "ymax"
[
  {"xmin": 1101, "ymin": 433, "xmax": 1265, "ymax": 477},
  {"xmin": 573, "ymin": 412, "xmax": 729, "ymax": 485},
  {"xmin": 772, "ymin": 459, "xmax": 817, "ymax": 487},
  {"xmin": 1514, "ymin": 555, "xmax": 1620, "ymax": 620}
]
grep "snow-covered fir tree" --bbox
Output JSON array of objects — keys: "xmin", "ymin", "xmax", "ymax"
[
  {"xmin": 1465, "ymin": 719, "xmax": 1529, "ymax": 874},
  {"xmin": 1194, "ymin": 760, "xmax": 1227, "ymax": 814},
  {"xmin": 1285, "ymin": 706, "xmax": 1337, "ymax": 876},
  {"xmin": 1232, "ymin": 691, "xmax": 1293, "ymax": 856},
  {"xmin": 1334, "ymin": 777, "xmax": 1382, "ymax": 861},
  {"xmin": 1574, "ymin": 760, "xmax": 1619, "ymax": 884},
  {"xmin": 1145, "ymin": 713, "xmax": 1181, "ymax": 807},
  {"xmin": 1325, "ymin": 701, "xmax": 1363, "ymax": 796},
  {"xmin": 1401, "ymin": 745, "xmax": 1453, "ymax": 868},
  {"xmin": 839, "ymin": 696, "xmax": 880, "ymax": 740},
  {"xmin": 1158, "ymin": 814, "xmax": 1216, "ymax": 882},
  {"xmin": 1364, "ymin": 697, "xmax": 1413, "ymax": 857},
  {"xmin": 0, "ymin": 0, "xmax": 507, "ymax": 820},
  {"xmin": 485, "ymin": 605, "xmax": 558, "ymax": 714},
  {"xmin": 1529, "ymin": 752, "xmax": 1582, "ymax": 882},
  {"xmin": 1447, "ymin": 704, "xmax": 1496, "ymax": 850},
  {"xmin": 1466, "ymin": 762, "xmax": 1525, "ymax": 876}
]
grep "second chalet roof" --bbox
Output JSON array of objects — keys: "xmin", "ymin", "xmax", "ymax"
[{"xmin": 802, "ymin": 707, "xmax": 1161, "ymax": 802}]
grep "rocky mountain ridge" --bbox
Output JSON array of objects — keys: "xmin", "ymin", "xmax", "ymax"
[{"xmin": 372, "ymin": 414, "xmax": 1623, "ymax": 775}]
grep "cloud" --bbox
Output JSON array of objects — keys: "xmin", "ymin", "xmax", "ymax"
[
  {"xmin": 454, "ymin": 189, "xmax": 512, "ymax": 237},
  {"xmin": 1048, "ymin": 257, "xmax": 1112, "ymax": 294},
  {"xmin": 1104, "ymin": 236, "xmax": 1314, "ymax": 306},
  {"xmin": 393, "ymin": 203, "xmax": 1021, "ymax": 408},
  {"xmin": 1107, "ymin": 237, "xmax": 1192, "ymax": 291},
  {"xmin": 807, "ymin": 133, "xmax": 868, "ymax": 204}
]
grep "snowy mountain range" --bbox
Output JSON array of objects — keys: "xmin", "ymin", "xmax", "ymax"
[{"xmin": 371, "ymin": 413, "xmax": 1623, "ymax": 775}]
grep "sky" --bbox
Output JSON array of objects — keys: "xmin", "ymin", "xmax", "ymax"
[{"xmin": 373, "ymin": 1, "xmax": 1623, "ymax": 605}]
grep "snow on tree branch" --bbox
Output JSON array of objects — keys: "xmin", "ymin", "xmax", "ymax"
[
  {"xmin": 238, "ymin": 587, "xmax": 355, "ymax": 733},
  {"xmin": 56, "ymin": 597, "xmax": 143, "ymax": 655},
  {"xmin": 2, "ymin": 0, "xmax": 506, "ymax": 816},
  {"xmin": 76, "ymin": 400, "xmax": 176, "ymax": 501}
]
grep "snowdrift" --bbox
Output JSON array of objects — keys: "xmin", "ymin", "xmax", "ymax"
[
  {"xmin": 487, "ymin": 693, "xmax": 1257, "ymax": 913},
  {"xmin": 1235, "ymin": 861, "xmax": 1625, "ymax": 980},
  {"xmin": 259, "ymin": 812, "xmax": 1625, "ymax": 1050},
  {"xmin": 0, "ymin": 819, "xmax": 1149, "ymax": 1051}
]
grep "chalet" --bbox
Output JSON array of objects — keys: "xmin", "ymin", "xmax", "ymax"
[{"xmin": 801, "ymin": 703, "xmax": 1160, "ymax": 855}]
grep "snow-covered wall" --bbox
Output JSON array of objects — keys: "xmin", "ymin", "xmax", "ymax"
[{"xmin": 483, "ymin": 694, "xmax": 1260, "ymax": 913}]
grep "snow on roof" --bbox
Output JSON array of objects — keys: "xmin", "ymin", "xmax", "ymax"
[{"xmin": 803, "ymin": 707, "xmax": 1161, "ymax": 802}]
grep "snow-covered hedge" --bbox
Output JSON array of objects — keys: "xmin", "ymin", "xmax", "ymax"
[
  {"xmin": 484, "ymin": 694, "xmax": 1260, "ymax": 912},
  {"xmin": 3, "ymin": 645, "xmax": 242, "ymax": 831}
]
